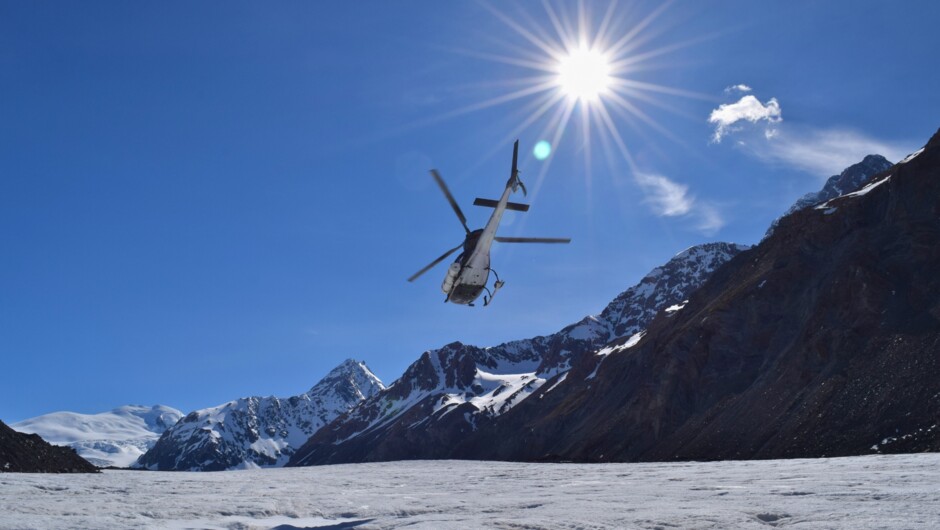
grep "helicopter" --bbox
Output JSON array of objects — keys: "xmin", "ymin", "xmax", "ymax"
[{"xmin": 407, "ymin": 140, "xmax": 570, "ymax": 306}]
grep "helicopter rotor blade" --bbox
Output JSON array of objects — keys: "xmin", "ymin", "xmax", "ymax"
[
  {"xmin": 407, "ymin": 243, "xmax": 464, "ymax": 282},
  {"xmin": 494, "ymin": 237, "xmax": 571, "ymax": 244},
  {"xmin": 430, "ymin": 169, "xmax": 470, "ymax": 234}
]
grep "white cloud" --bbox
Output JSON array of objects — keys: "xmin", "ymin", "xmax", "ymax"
[
  {"xmin": 634, "ymin": 173, "xmax": 693, "ymax": 216},
  {"xmin": 751, "ymin": 127, "xmax": 914, "ymax": 177},
  {"xmin": 724, "ymin": 84, "xmax": 752, "ymax": 94},
  {"xmin": 634, "ymin": 172, "xmax": 725, "ymax": 235},
  {"xmin": 707, "ymin": 85, "xmax": 915, "ymax": 176},
  {"xmin": 708, "ymin": 95, "xmax": 782, "ymax": 143}
]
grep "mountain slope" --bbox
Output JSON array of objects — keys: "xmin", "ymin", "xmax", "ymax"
[
  {"xmin": 12, "ymin": 405, "xmax": 182, "ymax": 468},
  {"xmin": 137, "ymin": 359, "xmax": 383, "ymax": 470},
  {"xmin": 452, "ymin": 129, "xmax": 940, "ymax": 463},
  {"xmin": 764, "ymin": 154, "xmax": 893, "ymax": 238},
  {"xmin": 289, "ymin": 242, "xmax": 747, "ymax": 466},
  {"xmin": 1, "ymin": 420, "xmax": 98, "ymax": 473}
]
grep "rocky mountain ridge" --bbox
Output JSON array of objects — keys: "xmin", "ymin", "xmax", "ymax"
[
  {"xmin": 137, "ymin": 359, "xmax": 384, "ymax": 470},
  {"xmin": 764, "ymin": 154, "xmax": 893, "ymax": 238},
  {"xmin": 289, "ymin": 242, "xmax": 748, "ymax": 465},
  {"xmin": 444, "ymin": 128, "xmax": 940, "ymax": 462}
]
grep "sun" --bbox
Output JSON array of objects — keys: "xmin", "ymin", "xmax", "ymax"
[
  {"xmin": 421, "ymin": 2, "xmax": 707, "ymax": 198},
  {"xmin": 556, "ymin": 47, "xmax": 611, "ymax": 103}
]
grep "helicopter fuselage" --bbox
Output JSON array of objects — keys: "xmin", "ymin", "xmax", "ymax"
[
  {"xmin": 407, "ymin": 139, "xmax": 568, "ymax": 306},
  {"xmin": 443, "ymin": 167, "xmax": 516, "ymax": 305}
]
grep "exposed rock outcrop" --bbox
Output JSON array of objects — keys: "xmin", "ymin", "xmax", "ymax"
[{"xmin": 1, "ymin": 420, "xmax": 98, "ymax": 473}]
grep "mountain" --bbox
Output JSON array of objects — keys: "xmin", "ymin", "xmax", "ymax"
[
  {"xmin": 444, "ymin": 128, "xmax": 940, "ymax": 462},
  {"xmin": 764, "ymin": 154, "xmax": 893, "ymax": 238},
  {"xmin": 137, "ymin": 359, "xmax": 384, "ymax": 470},
  {"xmin": 1, "ymin": 420, "xmax": 98, "ymax": 473},
  {"xmin": 12, "ymin": 405, "xmax": 182, "ymax": 468},
  {"xmin": 289, "ymin": 242, "xmax": 748, "ymax": 466}
]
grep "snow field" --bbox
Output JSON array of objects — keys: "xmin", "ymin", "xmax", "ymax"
[
  {"xmin": 11, "ymin": 405, "xmax": 183, "ymax": 468},
  {"xmin": 2, "ymin": 453, "xmax": 940, "ymax": 529}
]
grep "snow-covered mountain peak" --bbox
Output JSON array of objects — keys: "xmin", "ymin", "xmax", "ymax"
[
  {"xmin": 595, "ymin": 241, "xmax": 750, "ymax": 341},
  {"xmin": 136, "ymin": 359, "xmax": 385, "ymax": 470},
  {"xmin": 12, "ymin": 404, "xmax": 184, "ymax": 468},
  {"xmin": 307, "ymin": 358, "xmax": 385, "ymax": 402},
  {"xmin": 113, "ymin": 404, "xmax": 183, "ymax": 433},
  {"xmin": 672, "ymin": 241, "xmax": 751, "ymax": 261},
  {"xmin": 764, "ymin": 154, "xmax": 893, "ymax": 238}
]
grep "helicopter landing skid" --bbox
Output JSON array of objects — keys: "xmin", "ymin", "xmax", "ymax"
[
  {"xmin": 484, "ymin": 267, "xmax": 505, "ymax": 307},
  {"xmin": 483, "ymin": 279, "xmax": 506, "ymax": 307}
]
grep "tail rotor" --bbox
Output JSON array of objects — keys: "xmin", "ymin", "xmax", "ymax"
[{"xmin": 508, "ymin": 140, "xmax": 526, "ymax": 196}]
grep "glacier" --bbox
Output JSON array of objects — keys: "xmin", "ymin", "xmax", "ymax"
[
  {"xmin": 11, "ymin": 405, "xmax": 182, "ymax": 468},
  {"xmin": 2, "ymin": 454, "xmax": 939, "ymax": 529}
]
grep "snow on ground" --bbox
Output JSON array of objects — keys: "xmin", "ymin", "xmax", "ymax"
[{"xmin": 3, "ymin": 454, "xmax": 939, "ymax": 529}]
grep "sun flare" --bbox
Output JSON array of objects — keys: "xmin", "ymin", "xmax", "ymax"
[
  {"xmin": 556, "ymin": 48, "xmax": 611, "ymax": 103},
  {"xmin": 429, "ymin": 1, "xmax": 709, "ymax": 200}
]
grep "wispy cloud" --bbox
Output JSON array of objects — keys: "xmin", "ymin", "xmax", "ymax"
[
  {"xmin": 634, "ymin": 172, "xmax": 725, "ymax": 235},
  {"xmin": 634, "ymin": 173, "xmax": 693, "ymax": 216},
  {"xmin": 708, "ymin": 95, "xmax": 782, "ymax": 143},
  {"xmin": 694, "ymin": 203, "xmax": 725, "ymax": 235},
  {"xmin": 747, "ymin": 127, "xmax": 913, "ymax": 177}
]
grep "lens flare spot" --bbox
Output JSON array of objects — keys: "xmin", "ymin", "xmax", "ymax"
[{"xmin": 533, "ymin": 140, "xmax": 552, "ymax": 160}]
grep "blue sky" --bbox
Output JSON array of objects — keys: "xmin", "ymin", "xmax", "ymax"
[{"xmin": 2, "ymin": 1, "xmax": 938, "ymax": 422}]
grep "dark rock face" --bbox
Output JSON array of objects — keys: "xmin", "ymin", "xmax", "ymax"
[
  {"xmin": 136, "ymin": 359, "xmax": 384, "ymax": 470},
  {"xmin": 0, "ymin": 420, "xmax": 98, "ymax": 473},
  {"xmin": 289, "ymin": 243, "xmax": 747, "ymax": 466},
  {"xmin": 765, "ymin": 154, "xmax": 893, "ymax": 238},
  {"xmin": 453, "ymin": 129, "xmax": 940, "ymax": 463}
]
